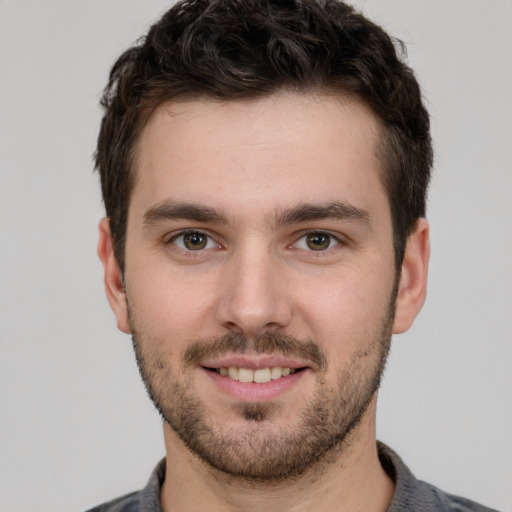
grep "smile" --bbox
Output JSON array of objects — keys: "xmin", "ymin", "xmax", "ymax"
[
  {"xmin": 202, "ymin": 362, "xmax": 308, "ymax": 401},
  {"xmin": 213, "ymin": 366, "xmax": 298, "ymax": 383}
]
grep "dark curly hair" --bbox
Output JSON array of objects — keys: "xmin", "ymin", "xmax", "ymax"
[{"xmin": 96, "ymin": 0, "xmax": 433, "ymax": 272}]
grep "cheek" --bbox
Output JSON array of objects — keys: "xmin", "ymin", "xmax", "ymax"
[
  {"xmin": 295, "ymin": 267, "xmax": 394, "ymax": 349},
  {"xmin": 127, "ymin": 265, "xmax": 218, "ymax": 346}
]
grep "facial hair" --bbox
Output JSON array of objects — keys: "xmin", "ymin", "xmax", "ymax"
[{"xmin": 129, "ymin": 299, "xmax": 394, "ymax": 483}]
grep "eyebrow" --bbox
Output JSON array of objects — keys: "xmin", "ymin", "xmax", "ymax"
[
  {"xmin": 274, "ymin": 201, "xmax": 370, "ymax": 227},
  {"xmin": 142, "ymin": 199, "xmax": 369, "ymax": 229},
  {"xmin": 143, "ymin": 201, "xmax": 231, "ymax": 228}
]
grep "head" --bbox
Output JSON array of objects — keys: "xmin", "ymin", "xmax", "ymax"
[
  {"xmin": 95, "ymin": 0, "xmax": 432, "ymax": 275},
  {"xmin": 96, "ymin": 0, "xmax": 432, "ymax": 482}
]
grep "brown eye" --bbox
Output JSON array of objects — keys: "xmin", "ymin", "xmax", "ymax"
[
  {"xmin": 306, "ymin": 233, "xmax": 332, "ymax": 251},
  {"xmin": 183, "ymin": 232, "xmax": 208, "ymax": 250},
  {"xmin": 172, "ymin": 232, "xmax": 216, "ymax": 251}
]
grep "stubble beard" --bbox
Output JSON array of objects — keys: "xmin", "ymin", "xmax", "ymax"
[{"xmin": 129, "ymin": 299, "xmax": 394, "ymax": 483}]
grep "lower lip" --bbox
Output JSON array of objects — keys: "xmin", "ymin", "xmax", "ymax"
[{"xmin": 203, "ymin": 368, "xmax": 307, "ymax": 402}]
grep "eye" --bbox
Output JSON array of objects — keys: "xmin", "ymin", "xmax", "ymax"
[
  {"xmin": 294, "ymin": 232, "xmax": 340, "ymax": 251},
  {"xmin": 170, "ymin": 231, "xmax": 218, "ymax": 251}
]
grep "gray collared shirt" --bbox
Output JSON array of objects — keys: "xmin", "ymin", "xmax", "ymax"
[{"xmin": 85, "ymin": 443, "xmax": 500, "ymax": 511}]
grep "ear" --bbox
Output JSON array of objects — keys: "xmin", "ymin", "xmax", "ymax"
[
  {"xmin": 393, "ymin": 218, "xmax": 430, "ymax": 334},
  {"xmin": 97, "ymin": 218, "xmax": 131, "ymax": 334}
]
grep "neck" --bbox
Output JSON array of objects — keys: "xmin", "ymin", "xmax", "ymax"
[{"xmin": 160, "ymin": 397, "xmax": 394, "ymax": 512}]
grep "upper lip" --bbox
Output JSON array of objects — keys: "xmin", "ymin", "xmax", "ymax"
[{"xmin": 200, "ymin": 354, "xmax": 310, "ymax": 371}]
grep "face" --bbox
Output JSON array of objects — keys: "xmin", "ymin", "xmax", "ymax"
[{"xmin": 100, "ymin": 92, "xmax": 428, "ymax": 481}]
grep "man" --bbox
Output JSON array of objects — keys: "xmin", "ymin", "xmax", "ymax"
[{"xmin": 90, "ymin": 0, "xmax": 497, "ymax": 511}]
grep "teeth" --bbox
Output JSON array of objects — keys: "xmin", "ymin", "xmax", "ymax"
[
  {"xmin": 238, "ymin": 368, "xmax": 253, "ymax": 383},
  {"xmin": 270, "ymin": 367, "xmax": 282, "ymax": 380},
  {"xmin": 216, "ymin": 366, "xmax": 297, "ymax": 383},
  {"xmin": 254, "ymin": 368, "xmax": 271, "ymax": 383}
]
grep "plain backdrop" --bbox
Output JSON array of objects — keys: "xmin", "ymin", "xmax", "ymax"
[{"xmin": 1, "ymin": 1, "xmax": 511, "ymax": 511}]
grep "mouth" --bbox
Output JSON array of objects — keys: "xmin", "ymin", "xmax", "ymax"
[
  {"xmin": 204, "ymin": 366, "xmax": 305, "ymax": 383},
  {"xmin": 199, "ymin": 355, "xmax": 311, "ymax": 401}
]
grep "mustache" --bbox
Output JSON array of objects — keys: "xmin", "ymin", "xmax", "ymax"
[{"xmin": 183, "ymin": 331, "xmax": 327, "ymax": 371}]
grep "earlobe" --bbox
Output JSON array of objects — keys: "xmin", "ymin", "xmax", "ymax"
[
  {"xmin": 97, "ymin": 218, "xmax": 131, "ymax": 334},
  {"xmin": 392, "ymin": 218, "xmax": 430, "ymax": 334}
]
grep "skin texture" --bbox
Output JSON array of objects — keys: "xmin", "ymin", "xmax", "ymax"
[{"xmin": 98, "ymin": 92, "xmax": 430, "ymax": 512}]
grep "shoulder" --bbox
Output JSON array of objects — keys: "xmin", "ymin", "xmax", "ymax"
[
  {"xmin": 85, "ymin": 491, "xmax": 141, "ymax": 512},
  {"xmin": 410, "ymin": 479, "xmax": 500, "ymax": 512},
  {"xmin": 378, "ymin": 443, "xmax": 500, "ymax": 512},
  {"xmin": 84, "ymin": 458, "xmax": 165, "ymax": 512}
]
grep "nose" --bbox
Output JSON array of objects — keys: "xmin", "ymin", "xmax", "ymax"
[{"xmin": 215, "ymin": 243, "xmax": 293, "ymax": 338}]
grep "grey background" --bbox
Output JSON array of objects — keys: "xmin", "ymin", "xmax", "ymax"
[{"xmin": 1, "ymin": 1, "xmax": 511, "ymax": 511}]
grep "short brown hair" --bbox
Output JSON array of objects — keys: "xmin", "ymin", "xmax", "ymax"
[{"xmin": 96, "ymin": 0, "xmax": 433, "ymax": 272}]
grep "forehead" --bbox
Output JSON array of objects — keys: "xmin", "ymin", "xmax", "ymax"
[{"xmin": 132, "ymin": 92, "xmax": 387, "ymax": 222}]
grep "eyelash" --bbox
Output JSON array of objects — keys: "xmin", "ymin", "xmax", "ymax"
[
  {"xmin": 292, "ymin": 230, "xmax": 343, "ymax": 253},
  {"xmin": 166, "ymin": 229, "xmax": 343, "ymax": 254},
  {"xmin": 166, "ymin": 230, "xmax": 220, "ymax": 251}
]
